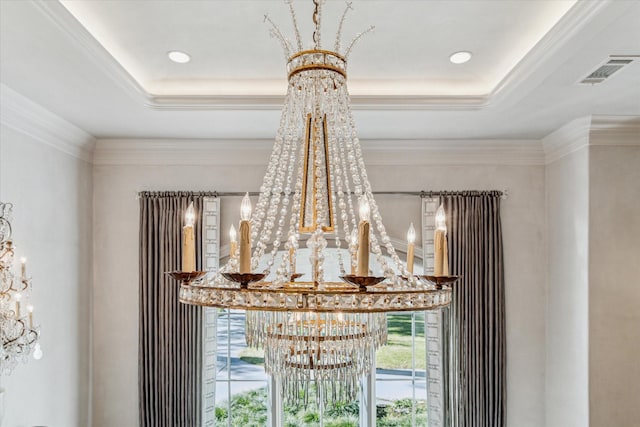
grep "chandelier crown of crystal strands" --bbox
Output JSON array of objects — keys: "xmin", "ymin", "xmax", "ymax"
[
  {"xmin": 171, "ymin": 0, "xmax": 459, "ymax": 407},
  {"xmin": 0, "ymin": 202, "xmax": 41, "ymax": 375}
]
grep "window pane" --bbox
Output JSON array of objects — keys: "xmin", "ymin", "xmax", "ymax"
[
  {"xmin": 376, "ymin": 312, "xmax": 428, "ymax": 427},
  {"xmin": 283, "ymin": 385, "xmax": 359, "ymax": 427},
  {"xmin": 215, "ymin": 382, "xmax": 268, "ymax": 427}
]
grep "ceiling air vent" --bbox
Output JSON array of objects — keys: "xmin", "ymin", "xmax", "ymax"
[{"xmin": 580, "ymin": 57, "xmax": 634, "ymax": 85}]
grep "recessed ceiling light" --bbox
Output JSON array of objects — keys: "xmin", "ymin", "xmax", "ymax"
[
  {"xmin": 168, "ymin": 50, "xmax": 191, "ymax": 64},
  {"xmin": 449, "ymin": 51, "xmax": 472, "ymax": 64}
]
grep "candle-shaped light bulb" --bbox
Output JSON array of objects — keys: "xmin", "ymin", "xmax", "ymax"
[
  {"xmin": 434, "ymin": 204, "xmax": 449, "ymax": 276},
  {"xmin": 182, "ymin": 202, "xmax": 196, "ymax": 272},
  {"xmin": 406, "ymin": 223, "xmax": 416, "ymax": 274},
  {"xmin": 357, "ymin": 198, "xmax": 370, "ymax": 276},
  {"xmin": 407, "ymin": 223, "xmax": 416, "ymax": 244},
  {"xmin": 358, "ymin": 197, "xmax": 370, "ymax": 222},
  {"xmin": 239, "ymin": 193, "xmax": 252, "ymax": 273},
  {"xmin": 229, "ymin": 224, "xmax": 238, "ymax": 260},
  {"xmin": 27, "ymin": 304, "xmax": 34, "ymax": 328},
  {"xmin": 240, "ymin": 193, "xmax": 252, "ymax": 221},
  {"xmin": 229, "ymin": 224, "xmax": 237, "ymax": 243},
  {"xmin": 185, "ymin": 202, "xmax": 195, "ymax": 227},
  {"xmin": 349, "ymin": 229, "xmax": 358, "ymax": 274},
  {"xmin": 435, "ymin": 204, "xmax": 447, "ymax": 232},
  {"xmin": 289, "ymin": 235, "xmax": 296, "ymax": 275},
  {"xmin": 15, "ymin": 292, "xmax": 22, "ymax": 318},
  {"xmin": 20, "ymin": 257, "xmax": 27, "ymax": 279}
]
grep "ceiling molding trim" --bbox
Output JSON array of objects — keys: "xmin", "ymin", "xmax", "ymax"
[
  {"xmin": 32, "ymin": 0, "xmax": 151, "ymax": 106},
  {"xmin": 489, "ymin": 0, "xmax": 611, "ymax": 107},
  {"xmin": 542, "ymin": 116, "xmax": 591, "ymax": 164},
  {"xmin": 589, "ymin": 115, "xmax": 640, "ymax": 146},
  {"xmin": 0, "ymin": 84, "xmax": 95, "ymax": 162},
  {"xmin": 41, "ymin": 0, "xmax": 609, "ymax": 112},
  {"xmin": 38, "ymin": 0, "xmax": 497, "ymax": 111},
  {"xmin": 94, "ymin": 139, "xmax": 273, "ymax": 166},
  {"xmin": 147, "ymin": 94, "xmax": 490, "ymax": 111},
  {"xmin": 94, "ymin": 138, "xmax": 544, "ymax": 166},
  {"xmin": 361, "ymin": 139, "xmax": 544, "ymax": 165}
]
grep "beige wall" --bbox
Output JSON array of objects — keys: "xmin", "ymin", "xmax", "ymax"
[
  {"xmin": 92, "ymin": 152, "xmax": 547, "ymax": 427},
  {"xmin": 545, "ymin": 119, "xmax": 640, "ymax": 427},
  {"xmin": 545, "ymin": 147, "xmax": 590, "ymax": 427},
  {"xmin": 0, "ymin": 124, "xmax": 93, "ymax": 426},
  {"xmin": 589, "ymin": 145, "xmax": 640, "ymax": 427},
  {"xmin": 4, "ymin": 114, "xmax": 636, "ymax": 427}
]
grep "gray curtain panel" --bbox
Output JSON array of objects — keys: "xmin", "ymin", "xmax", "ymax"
[
  {"xmin": 442, "ymin": 191, "xmax": 506, "ymax": 427},
  {"xmin": 139, "ymin": 192, "xmax": 203, "ymax": 427}
]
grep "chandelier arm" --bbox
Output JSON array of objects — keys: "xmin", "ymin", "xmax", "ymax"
[
  {"xmin": 3, "ymin": 318, "xmax": 27, "ymax": 345},
  {"xmin": 286, "ymin": 0, "xmax": 304, "ymax": 51},
  {"xmin": 312, "ymin": 0, "xmax": 322, "ymax": 49},
  {"xmin": 334, "ymin": 1, "xmax": 353, "ymax": 53},
  {"xmin": 345, "ymin": 25, "xmax": 375, "ymax": 59},
  {"xmin": 264, "ymin": 14, "xmax": 293, "ymax": 57},
  {"xmin": 13, "ymin": 277, "xmax": 30, "ymax": 293}
]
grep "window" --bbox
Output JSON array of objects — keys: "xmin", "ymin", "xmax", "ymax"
[{"xmin": 203, "ymin": 196, "xmax": 446, "ymax": 426}]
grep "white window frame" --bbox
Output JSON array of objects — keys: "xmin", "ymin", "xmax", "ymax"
[{"xmin": 201, "ymin": 195, "xmax": 447, "ymax": 427}]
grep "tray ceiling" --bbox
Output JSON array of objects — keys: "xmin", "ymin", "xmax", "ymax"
[{"xmin": 1, "ymin": 0, "xmax": 639, "ymax": 140}]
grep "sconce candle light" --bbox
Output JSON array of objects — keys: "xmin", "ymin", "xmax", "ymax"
[{"xmin": 0, "ymin": 202, "xmax": 41, "ymax": 375}]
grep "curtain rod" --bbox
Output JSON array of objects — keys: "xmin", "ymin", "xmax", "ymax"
[{"xmin": 138, "ymin": 190, "xmax": 507, "ymax": 199}]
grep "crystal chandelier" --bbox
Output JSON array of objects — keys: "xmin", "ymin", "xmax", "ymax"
[
  {"xmin": 0, "ymin": 202, "xmax": 41, "ymax": 375},
  {"xmin": 172, "ymin": 0, "xmax": 458, "ymax": 407}
]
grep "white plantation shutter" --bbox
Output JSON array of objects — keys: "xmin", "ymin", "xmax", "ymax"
[
  {"xmin": 201, "ymin": 197, "xmax": 220, "ymax": 426},
  {"xmin": 422, "ymin": 197, "xmax": 448, "ymax": 427}
]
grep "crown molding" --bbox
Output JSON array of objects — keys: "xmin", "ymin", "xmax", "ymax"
[
  {"xmin": 589, "ymin": 115, "xmax": 640, "ymax": 146},
  {"xmin": 35, "ymin": 0, "xmax": 490, "ymax": 111},
  {"xmin": 542, "ymin": 116, "xmax": 591, "ymax": 164},
  {"xmin": 0, "ymin": 84, "xmax": 95, "ymax": 162},
  {"xmin": 38, "ymin": 0, "xmax": 597, "ymax": 112},
  {"xmin": 361, "ymin": 139, "xmax": 544, "ymax": 166},
  {"xmin": 93, "ymin": 139, "xmax": 273, "ymax": 166},
  {"xmin": 542, "ymin": 115, "xmax": 640, "ymax": 164},
  {"xmin": 489, "ymin": 0, "xmax": 611, "ymax": 107},
  {"xmin": 94, "ymin": 138, "xmax": 544, "ymax": 166},
  {"xmin": 148, "ymin": 94, "xmax": 491, "ymax": 111},
  {"xmin": 32, "ymin": 0, "xmax": 150, "ymax": 106}
]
